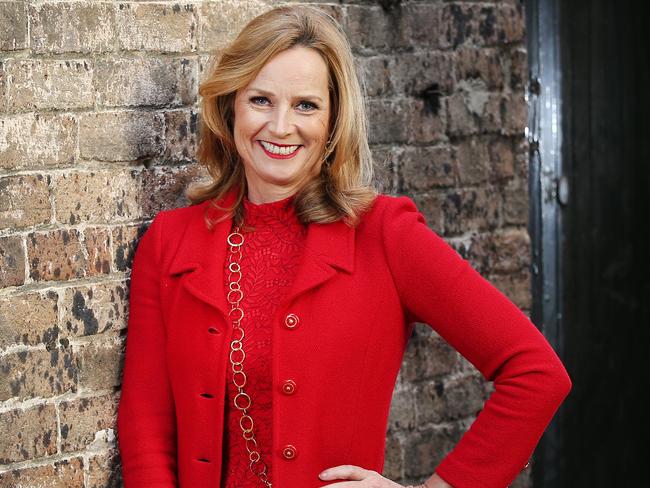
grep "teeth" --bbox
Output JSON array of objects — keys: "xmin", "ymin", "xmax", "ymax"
[{"xmin": 260, "ymin": 141, "xmax": 300, "ymax": 155}]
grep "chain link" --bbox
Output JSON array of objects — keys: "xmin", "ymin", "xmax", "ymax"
[{"xmin": 226, "ymin": 227, "xmax": 272, "ymax": 487}]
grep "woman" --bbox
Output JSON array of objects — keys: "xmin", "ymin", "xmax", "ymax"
[{"xmin": 116, "ymin": 5, "xmax": 572, "ymax": 488}]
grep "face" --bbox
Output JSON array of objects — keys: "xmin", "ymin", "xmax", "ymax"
[{"xmin": 233, "ymin": 46, "xmax": 331, "ymax": 203}]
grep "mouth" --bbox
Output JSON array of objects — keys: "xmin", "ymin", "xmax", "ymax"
[{"xmin": 258, "ymin": 140, "xmax": 302, "ymax": 159}]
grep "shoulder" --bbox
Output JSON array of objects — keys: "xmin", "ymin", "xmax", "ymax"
[{"xmin": 360, "ymin": 192, "xmax": 425, "ymax": 228}]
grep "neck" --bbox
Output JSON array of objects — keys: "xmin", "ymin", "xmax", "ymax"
[{"xmin": 246, "ymin": 184, "xmax": 297, "ymax": 205}]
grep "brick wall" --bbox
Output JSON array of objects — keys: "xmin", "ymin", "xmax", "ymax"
[{"xmin": 0, "ymin": 1, "xmax": 531, "ymax": 486}]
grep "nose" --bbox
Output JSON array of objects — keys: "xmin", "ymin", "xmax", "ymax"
[{"xmin": 268, "ymin": 104, "xmax": 294, "ymax": 137}]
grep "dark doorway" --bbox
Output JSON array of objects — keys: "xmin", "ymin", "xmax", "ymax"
[
  {"xmin": 559, "ymin": 0, "xmax": 648, "ymax": 486},
  {"xmin": 528, "ymin": 0, "xmax": 648, "ymax": 486}
]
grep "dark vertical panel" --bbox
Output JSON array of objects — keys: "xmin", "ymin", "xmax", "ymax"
[{"xmin": 560, "ymin": 0, "xmax": 648, "ymax": 485}]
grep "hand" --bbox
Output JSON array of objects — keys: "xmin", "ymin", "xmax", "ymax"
[
  {"xmin": 318, "ymin": 465, "xmax": 453, "ymax": 488},
  {"xmin": 317, "ymin": 464, "xmax": 415, "ymax": 487}
]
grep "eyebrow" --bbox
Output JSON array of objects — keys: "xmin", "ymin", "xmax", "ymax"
[{"xmin": 246, "ymin": 87, "xmax": 325, "ymax": 104}]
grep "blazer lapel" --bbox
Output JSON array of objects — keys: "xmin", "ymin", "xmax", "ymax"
[{"xmin": 167, "ymin": 188, "xmax": 356, "ymax": 316}]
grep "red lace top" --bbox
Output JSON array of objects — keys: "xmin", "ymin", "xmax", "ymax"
[{"xmin": 220, "ymin": 193, "xmax": 307, "ymax": 488}]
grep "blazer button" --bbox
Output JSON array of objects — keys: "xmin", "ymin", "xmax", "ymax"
[
  {"xmin": 281, "ymin": 444, "xmax": 297, "ymax": 460},
  {"xmin": 284, "ymin": 313, "xmax": 299, "ymax": 329},
  {"xmin": 280, "ymin": 379, "xmax": 296, "ymax": 395}
]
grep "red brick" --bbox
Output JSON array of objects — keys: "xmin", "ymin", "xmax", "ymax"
[
  {"xmin": 59, "ymin": 394, "xmax": 119, "ymax": 452},
  {"xmin": 0, "ymin": 174, "xmax": 51, "ymax": 230},
  {"xmin": 0, "ymin": 236, "xmax": 25, "ymax": 287},
  {"xmin": 61, "ymin": 282, "xmax": 128, "ymax": 338},
  {"xmin": 0, "ymin": 404, "xmax": 57, "ymax": 464},
  {"xmin": 83, "ymin": 228, "xmax": 112, "ymax": 277},
  {"xmin": 27, "ymin": 230, "xmax": 85, "ymax": 282},
  {"xmin": 0, "ymin": 291, "xmax": 58, "ymax": 349},
  {"xmin": 0, "ymin": 457, "xmax": 84, "ymax": 487}
]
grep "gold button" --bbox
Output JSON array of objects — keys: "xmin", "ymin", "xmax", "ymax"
[
  {"xmin": 281, "ymin": 444, "xmax": 297, "ymax": 460},
  {"xmin": 284, "ymin": 313, "xmax": 299, "ymax": 329},
  {"xmin": 281, "ymin": 379, "xmax": 296, "ymax": 395}
]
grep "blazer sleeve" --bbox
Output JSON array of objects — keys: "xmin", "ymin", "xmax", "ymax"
[
  {"xmin": 117, "ymin": 212, "xmax": 178, "ymax": 487},
  {"xmin": 380, "ymin": 195, "xmax": 572, "ymax": 488}
]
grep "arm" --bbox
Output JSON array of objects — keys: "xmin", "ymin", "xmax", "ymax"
[
  {"xmin": 116, "ymin": 213, "xmax": 178, "ymax": 487},
  {"xmin": 382, "ymin": 196, "xmax": 571, "ymax": 488}
]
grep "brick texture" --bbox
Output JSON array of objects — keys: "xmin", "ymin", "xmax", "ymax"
[{"xmin": 0, "ymin": 1, "xmax": 531, "ymax": 486}]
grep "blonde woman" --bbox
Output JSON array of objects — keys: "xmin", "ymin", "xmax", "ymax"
[{"xmin": 117, "ymin": 5, "xmax": 571, "ymax": 488}]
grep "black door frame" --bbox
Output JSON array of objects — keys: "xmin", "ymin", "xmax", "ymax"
[{"xmin": 525, "ymin": 0, "xmax": 567, "ymax": 485}]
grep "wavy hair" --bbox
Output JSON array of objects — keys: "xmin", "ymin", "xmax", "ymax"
[{"xmin": 190, "ymin": 4, "xmax": 378, "ymax": 227}]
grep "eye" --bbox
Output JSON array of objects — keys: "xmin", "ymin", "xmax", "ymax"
[
  {"xmin": 297, "ymin": 100, "xmax": 318, "ymax": 111},
  {"xmin": 250, "ymin": 96, "xmax": 270, "ymax": 106}
]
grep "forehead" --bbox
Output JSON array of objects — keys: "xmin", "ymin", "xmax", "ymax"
[{"xmin": 249, "ymin": 47, "xmax": 329, "ymax": 93}]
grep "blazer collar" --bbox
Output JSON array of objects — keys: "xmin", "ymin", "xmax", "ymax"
[{"xmin": 168, "ymin": 188, "xmax": 356, "ymax": 316}]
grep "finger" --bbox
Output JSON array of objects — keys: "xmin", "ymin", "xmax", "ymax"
[{"xmin": 319, "ymin": 464, "xmax": 372, "ymax": 481}]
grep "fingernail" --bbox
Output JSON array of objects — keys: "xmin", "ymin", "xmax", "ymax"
[{"xmin": 319, "ymin": 471, "xmax": 330, "ymax": 479}]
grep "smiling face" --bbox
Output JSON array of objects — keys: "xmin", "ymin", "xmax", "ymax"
[{"xmin": 233, "ymin": 46, "xmax": 331, "ymax": 203}]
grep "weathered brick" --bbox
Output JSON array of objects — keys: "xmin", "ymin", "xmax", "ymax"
[
  {"xmin": 502, "ymin": 177, "xmax": 529, "ymax": 225},
  {"xmin": 112, "ymin": 224, "xmax": 147, "ymax": 272},
  {"xmin": 494, "ymin": 3, "xmax": 526, "ymax": 45},
  {"xmin": 455, "ymin": 47, "xmax": 504, "ymax": 90},
  {"xmin": 0, "ymin": 457, "xmax": 84, "ymax": 488},
  {"xmin": 61, "ymin": 282, "xmax": 128, "ymax": 338},
  {"xmin": 370, "ymin": 145, "xmax": 398, "ymax": 194},
  {"xmin": 0, "ymin": 404, "xmax": 57, "ymax": 464},
  {"xmin": 403, "ymin": 423, "xmax": 465, "ymax": 480},
  {"xmin": 357, "ymin": 56, "xmax": 392, "ymax": 98},
  {"xmin": 439, "ymin": 374, "xmax": 487, "ymax": 421},
  {"xmin": 387, "ymin": 388, "xmax": 416, "ymax": 432},
  {"xmin": 0, "ymin": 1, "xmax": 27, "ymax": 51},
  {"xmin": 390, "ymin": 52, "xmax": 455, "ymax": 97},
  {"xmin": 398, "ymin": 145, "xmax": 456, "ymax": 192},
  {"xmin": 399, "ymin": 3, "xmax": 444, "ymax": 49},
  {"xmin": 501, "ymin": 92, "xmax": 528, "ymax": 135},
  {"xmin": 382, "ymin": 434, "xmax": 402, "ymax": 482},
  {"xmin": 0, "ymin": 61, "xmax": 6, "ymax": 113},
  {"xmin": 137, "ymin": 166, "xmax": 196, "ymax": 218},
  {"xmin": 447, "ymin": 83, "xmax": 504, "ymax": 137},
  {"xmin": 0, "ymin": 113, "xmax": 76, "ymax": 170},
  {"xmin": 0, "ymin": 347, "xmax": 76, "ymax": 401},
  {"xmin": 446, "ymin": 90, "xmax": 479, "ymax": 136},
  {"xmin": 76, "ymin": 339, "xmax": 124, "ymax": 391},
  {"xmin": 488, "ymin": 269, "xmax": 532, "ymax": 310},
  {"xmin": 440, "ymin": 186, "xmax": 500, "ymax": 235},
  {"xmin": 345, "ymin": 5, "xmax": 404, "ymax": 52},
  {"xmin": 53, "ymin": 170, "xmax": 140, "ymax": 225},
  {"xmin": 163, "ymin": 108, "xmax": 199, "ymax": 163},
  {"xmin": 78, "ymin": 111, "xmax": 163, "ymax": 162},
  {"xmin": 198, "ymin": 0, "xmax": 272, "ymax": 51},
  {"xmin": 116, "ymin": 3, "xmax": 196, "ymax": 53},
  {"xmin": 0, "ymin": 291, "xmax": 58, "ymax": 349},
  {"xmin": 439, "ymin": 3, "xmax": 525, "ymax": 49},
  {"xmin": 489, "ymin": 137, "xmax": 516, "ymax": 181},
  {"xmin": 459, "ymin": 229, "xmax": 531, "ymax": 275},
  {"xmin": 406, "ymin": 95, "xmax": 447, "ymax": 143},
  {"xmin": 94, "ymin": 56, "xmax": 197, "ymax": 108},
  {"xmin": 27, "ymin": 230, "xmax": 86, "ymax": 282},
  {"xmin": 367, "ymin": 99, "xmax": 410, "ymax": 144},
  {"xmin": 508, "ymin": 47, "xmax": 528, "ymax": 91},
  {"xmin": 456, "ymin": 136, "xmax": 491, "ymax": 184},
  {"xmin": 413, "ymin": 380, "xmax": 446, "ymax": 425},
  {"xmin": 29, "ymin": 2, "xmax": 117, "ymax": 54},
  {"xmin": 4, "ymin": 58, "xmax": 94, "ymax": 112},
  {"xmin": 86, "ymin": 449, "xmax": 122, "ymax": 488},
  {"xmin": 401, "ymin": 331, "xmax": 459, "ymax": 383},
  {"xmin": 0, "ymin": 174, "xmax": 51, "ymax": 230},
  {"xmin": 410, "ymin": 193, "xmax": 445, "ymax": 234},
  {"xmin": 59, "ymin": 394, "xmax": 118, "ymax": 452},
  {"xmin": 0, "ymin": 236, "xmax": 25, "ymax": 288},
  {"xmin": 84, "ymin": 228, "xmax": 112, "ymax": 277}
]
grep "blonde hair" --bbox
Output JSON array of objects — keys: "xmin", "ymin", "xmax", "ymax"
[{"xmin": 190, "ymin": 4, "xmax": 378, "ymax": 227}]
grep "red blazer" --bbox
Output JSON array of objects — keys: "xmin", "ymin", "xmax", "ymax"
[{"xmin": 117, "ymin": 189, "xmax": 571, "ymax": 488}]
